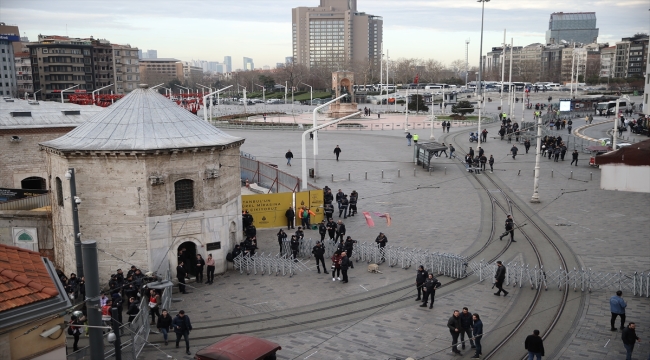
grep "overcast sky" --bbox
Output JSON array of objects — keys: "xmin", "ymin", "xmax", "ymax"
[{"xmin": 2, "ymin": 0, "xmax": 648, "ymax": 69}]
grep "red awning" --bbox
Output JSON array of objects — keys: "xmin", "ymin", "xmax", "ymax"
[
  {"xmin": 595, "ymin": 139, "xmax": 650, "ymax": 166},
  {"xmin": 194, "ymin": 334, "xmax": 281, "ymax": 360}
]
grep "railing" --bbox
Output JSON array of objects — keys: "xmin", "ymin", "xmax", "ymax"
[
  {"xmin": 241, "ymin": 156, "xmax": 319, "ymax": 192},
  {"xmin": 469, "ymin": 261, "xmax": 650, "ymax": 297},
  {"xmin": 236, "ymin": 238, "xmax": 468, "ymax": 279},
  {"xmin": 128, "ymin": 296, "xmax": 151, "ymax": 358},
  {"xmin": 0, "ymin": 193, "xmax": 50, "ymax": 210}
]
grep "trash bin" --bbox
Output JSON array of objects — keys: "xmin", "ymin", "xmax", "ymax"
[{"xmin": 309, "ymin": 168, "xmax": 314, "ymax": 178}]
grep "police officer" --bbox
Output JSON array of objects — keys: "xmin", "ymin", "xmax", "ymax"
[
  {"xmin": 375, "ymin": 232, "xmax": 388, "ymax": 262},
  {"xmin": 318, "ymin": 220, "xmax": 327, "ymax": 242},
  {"xmin": 290, "ymin": 235, "xmax": 300, "ymax": 261},
  {"xmin": 339, "ymin": 195, "xmax": 349, "ymax": 219},
  {"xmin": 335, "ymin": 220, "xmax": 346, "ymax": 242},
  {"xmin": 312, "ymin": 242, "xmax": 328, "ymax": 274},
  {"xmin": 348, "ymin": 191, "xmax": 358, "ymax": 216},
  {"xmin": 326, "ymin": 219, "xmax": 337, "ymax": 242},
  {"xmin": 499, "ymin": 214, "xmax": 516, "ymax": 242},
  {"xmin": 420, "ymin": 273, "xmax": 441, "ymax": 309},
  {"xmin": 344, "ymin": 236, "xmax": 356, "ymax": 269},
  {"xmin": 277, "ymin": 229, "xmax": 287, "ymax": 255},
  {"xmin": 415, "ymin": 265, "xmax": 428, "ymax": 301},
  {"xmin": 324, "ymin": 204, "xmax": 334, "ymax": 220},
  {"xmin": 295, "ymin": 226, "xmax": 304, "ymax": 241}
]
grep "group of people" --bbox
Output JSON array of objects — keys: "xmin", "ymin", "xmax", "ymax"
[
  {"xmin": 548, "ymin": 118, "xmax": 573, "ymax": 134},
  {"xmin": 56, "ymin": 270, "xmax": 85, "ymax": 303},
  {"xmin": 610, "ymin": 290, "xmax": 643, "ymax": 360},
  {"xmin": 463, "ymin": 146, "xmax": 495, "ymax": 173}
]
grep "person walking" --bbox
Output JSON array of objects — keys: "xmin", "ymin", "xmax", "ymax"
[
  {"xmin": 479, "ymin": 154, "xmax": 487, "ymax": 171},
  {"xmin": 333, "ymin": 145, "xmax": 342, "ymax": 161},
  {"xmin": 157, "ymin": 309, "xmax": 173, "ymax": 345},
  {"xmin": 525, "ymin": 330, "xmax": 545, "ymax": 360},
  {"xmin": 459, "ymin": 307, "xmax": 475, "ymax": 350},
  {"xmin": 499, "ymin": 214, "xmax": 516, "ymax": 242},
  {"xmin": 610, "ymin": 290, "xmax": 627, "ymax": 331},
  {"xmin": 447, "ymin": 310, "xmax": 464, "ymax": 355},
  {"xmin": 375, "ymin": 232, "xmax": 388, "ymax": 262},
  {"xmin": 340, "ymin": 251, "xmax": 350, "ymax": 283},
  {"xmin": 441, "ymin": 121, "xmax": 447, "ymax": 133},
  {"xmin": 622, "ymin": 322, "xmax": 641, "ymax": 360},
  {"xmin": 326, "ymin": 219, "xmax": 337, "ymax": 242},
  {"xmin": 126, "ymin": 297, "xmax": 139, "ymax": 323},
  {"xmin": 494, "ymin": 261, "xmax": 508, "ymax": 296},
  {"xmin": 406, "ymin": 132, "xmax": 413, "ymax": 146},
  {"xmin": 285, "ymin": 149, "xmax": 294, "ymax": 166},
  {"xmin": 205, "ymin": 254, "xmax": 215, "ymax": 284},
  {"xmin": 285, "ymin": 206, "xmax": 295, "ymax": 230},
  {"xmin": 511, "ymin": 145, "xmax": 519, "ymax": 159},
  {"xmin": 440, "ymin": 143, "xmax": 449, "ymax": 158},
  {"xmin": 413, "ymin": 133, "xmax": 419, "ymax": 144},
  {"xmin": 524, "ymin": 139, "xmax": 531, "ymax": 154},
  {"xmin": 69, "ymin": 315, "xmax": 83, "ymax": 352},
  {"xmin": 339, "ymin": 195, "xmax": 349, "ymax": 218},
  {"xmin": 148, "ymin": 289, "xmax": 161, "ymax": 325},
  {"xmin": 176, "ymin": 262, "xmax": 187, "ymax": 294},
  {"xmin": 420, "ymin": 274, "xmax": 441, "ymax": 309},
  {"xmin": 570, "ymin": 150, "xmax": 579, "ymax": 166},
  {"xmin": 470, "ymin": 313, "xmax": 483, "ymax": 359},
  {"xmin": 331, "ymin": 251, "xmax": 342, "ymax": 281},
  {"xmin": 173, "ymin": 310, "xmax": 192, "ymax": 355},
  {"xmin": 312, "ymin": 242, "xmax": 328, "ymax": 274},
  {"xmin": 488, "ymin": 155, "xmax": 495, "ymax": 173},
  {"xmin": 415, "ymin": 265, "xmax": 428, "ymax": 301},
  {"xmin": 449, "ymin": 144, "xmax": 456, "ymax": 159},
  {"xmin": 446, "ymin": 121, "xmax": 451, "ymax": 133},
  {"xmin": 344, "ymin": 236, "xmax": 356, "ymax": 268},
  {"xmin": 195, "ymin": 254, "xmax": 205, "ymax": 284}
]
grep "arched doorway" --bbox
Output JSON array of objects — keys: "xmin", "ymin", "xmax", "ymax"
[
  {"xmin": 21, "ymin": 176, "xmax": 46, "ymax": 190},
  {"xmin": 177, "ymin": 241, "xmax": 197, "ymax": 277}
]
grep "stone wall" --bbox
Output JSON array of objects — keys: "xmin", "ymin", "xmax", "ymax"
[
  {"xmin": 0, "ymin": 210, "xmax": 54, "ymax": 260},
  {"xmin": 0, "ymin": 128, "xmax": 73, "ymax": 188}
]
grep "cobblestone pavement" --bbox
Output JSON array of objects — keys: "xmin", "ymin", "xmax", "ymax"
[{"xmin": 129, "ymin": 117, "xmax": 647, "ymax": 360}]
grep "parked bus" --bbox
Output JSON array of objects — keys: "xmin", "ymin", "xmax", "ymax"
[{"xmin": 596, "ymin": 100, "xmax": 627, "ymax": 116}]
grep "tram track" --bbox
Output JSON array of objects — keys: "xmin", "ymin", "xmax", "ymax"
[{"xmin": 446, "ymin": 126, "xmax": 573, "ymax": 360}]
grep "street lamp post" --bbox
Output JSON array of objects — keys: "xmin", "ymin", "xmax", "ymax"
[
  {"xmin": 476, "ymin": 0, "xmax": 490, "ymax": 150},
  {"xmin": 255, "ymin": 84, "xmax": 266, "ymax": 115},
  {"xmin": 300, "ymin": 82, "xmax": 312, "ymax": 106},
  {"xmin": 175, "ymin": 84, "xmax": 189, "ymax": 100},
  {"xmin": 530, "ymin": 112, "xmax": 543, "ymax": 203},
  {"xmin": 60, "ymin": 84, "xmax": 80, "ymax": 103},
  {"xmin": 311, "ymin": 93, "xmax": 350, "ymax": 181},
  {"xmin": 32, "ymin": 89, "xmax": 42, "ymax": 101},
  {"xmin": 65, "ymin": 169, "xmax": 83, "ymax": 277},
  {"xmin": 92, "ymin": 83, "xmax": 114, "ymax": 105},
  {"xmin": 202, "ymin": 86, "xmax": 233, "ymax": 122}
]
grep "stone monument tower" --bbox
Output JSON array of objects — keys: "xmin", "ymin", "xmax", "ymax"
[{"xmin": 329, "ymin": 71, "xmax": 359, "ymax": 118}]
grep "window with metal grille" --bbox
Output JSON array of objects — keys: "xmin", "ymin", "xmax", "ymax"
[
  {"xmin": 174, "ymin": 179, "xmax": 194, "ymax": 210},
  {"xmin": 56, "ymin": 177, "xmax": 64, "ymax": 206}
]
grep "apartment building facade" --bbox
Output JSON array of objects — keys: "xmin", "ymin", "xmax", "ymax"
[
  {"xmin": 0, "ymin": 34, "xmax": 19, "ymax": 97},
  {"xmin": 15, "ymin": 53, "xmax": 32, "ymax": 97},
  {"xmin": 614, "ymin": 34, "xmax": 648, "ymax": 78},
  {"xmin": 112, "ymin": 44, "xmax": 140, "ymax": 93},
  {"xmin": 139, "ymin": 58, "xmax": 183, "ymax": 84},
  {"xmin": 599, "ymin": 46, "xmax": 615, "ymax": 79},
  {"xmin": 292, "ymin": 0, "xmax": 383, "ymax": 68}
]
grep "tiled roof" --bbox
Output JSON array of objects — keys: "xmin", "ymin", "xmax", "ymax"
[{"xmin": 0, "ymin": 244, "xmax": 59, "ymax": 312}]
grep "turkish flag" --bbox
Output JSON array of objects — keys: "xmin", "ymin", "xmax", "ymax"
[
  {"xmin": 362, "ymin": 211, "xmax": 375, "ymax": 227},
  {"xmin": 414, "ymin": 74, "xmax": 419, "ymax": 84}
]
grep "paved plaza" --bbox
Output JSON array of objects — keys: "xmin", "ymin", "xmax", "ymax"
[{"xmin": 133, "ymin": 105, "xmax": 650, "ymax": 360}]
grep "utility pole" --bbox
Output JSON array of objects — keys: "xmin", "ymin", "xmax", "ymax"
[
  {"xmin": 82, "ymin": 240, "xmax": 104, "ymax": 360},
  {"xmin": 530, "ymin": 113, "xmax": 543, "ymax": 203},
  {"xmin": 500, "ymin": 30, "xmax": 506, "ymax": 110},
  {"xmin": 508, "ymin": 38, "xmax": 514, "ymax": 118},
  {"xmin": 570, "ymin": 43, "xmax": 576, "ymax": 98},
  {"xmin": 111, "ymin": 308, "xmax": 122, "ymax": 360},
  {"xmin": 66, "ymin": 168, "xmax": 83, "ymax": 277},
  {"xmin": 465, "ymin": 39, "xmax": 470, "ymax": 88}
]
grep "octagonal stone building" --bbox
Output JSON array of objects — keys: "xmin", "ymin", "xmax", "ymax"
[{"xmin": 40, "ymin": 85, "xmax": 244, "ymax": 280}]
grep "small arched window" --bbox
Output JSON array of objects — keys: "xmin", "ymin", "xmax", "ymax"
[
  {"xmin": 21, "ymin": 176, "xmax": 46, "ymax": 190},
  {"xmin": 174, "ymin": 179, "xmax": 194, "ymax": 210},
  {"xmin": 56, "ymin": 177, "xmax": 64, "ymax": 206}
]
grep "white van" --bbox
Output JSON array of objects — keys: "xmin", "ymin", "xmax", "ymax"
[{"xmin": 425, "ymin": 84, "xmax": 442, "ymax": 90}]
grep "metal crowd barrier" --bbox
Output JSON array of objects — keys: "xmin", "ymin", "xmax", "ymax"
[
  {"xmin": 233, "ymin": 252, "xmax": 311, "ymax": 277},
  {"xmin": 470, "ymin": 260, "xmax": 650, "ymax": 297}
]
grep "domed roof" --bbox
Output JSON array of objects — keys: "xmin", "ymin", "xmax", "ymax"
[{"xmin": 40, "ymin": 86, "xmax": 243, "ymax": 152}]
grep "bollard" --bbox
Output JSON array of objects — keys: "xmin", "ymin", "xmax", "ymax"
[
  {"xmin": 365, "ymin": 172, "xmax": 367, "ymax": 180},
  {"xmin": 445, "ymin": 167, "xmax": 447, "ymax": 175},
  {"xmin": 414, "ymin": 168, "xmax": 416, "ymax": 177},
  {"xmin": 398, "ymin": 169, "xmax": 401, "ymax": 178},
  {"xmin": 331, "ymin": 173, "xmax": 334, "ymax": 182},
  {"xmin": 590, "ymin": 172, "xmax": 592, "ymax": 181},
  {"xmin": 552, "ymin": 170, "xmax": 554, "ymax": 178},
  {"xmin": 382, "ymin": 170, "xmax": 384, "ymax": 179},
  {"xmin": 348, "ymin": 173, "xmax": 351, "ymax": 181},
  {"xmin": 570, "ymin": 171, "xmax": 573, "ymax": 179},
  {"xmin": 518, "ymin": 169, "xmax": 521, "ymax": 176},
  {"xmin": 429, "ymin": 167, "xmax": 432, "ymax": 175}
]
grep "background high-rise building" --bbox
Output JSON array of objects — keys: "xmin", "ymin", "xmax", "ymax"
[
  {"xmin": 223, "ymin": 56, "xmax": 232, "ymax": 72},
  {"xmin": 0, "ymin": 34, "xmax": 19, "ymax": 97},
  {"xmin": 243, "ymin": 57, "xmax": 254, "ymax": 71},
  {"xmin": 614, "ymin": 34, "xmax": 648, "ymax": 78},
  {"xmin": 0, "ymin": 22, "xmax": 22, "ymax": 54},
  {"xmin": 292, "ymin": 0, "xmax": 383, "ymax": 68},
  {"xmin": 146, "ymin": 49, "xmax": 157, "ymax": 59},
  {"xmin": 545, "ymin": 12, "xmax": 599, "ymax": 45}
]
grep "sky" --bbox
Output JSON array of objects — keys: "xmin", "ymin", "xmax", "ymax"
[{"xmin": 1, "ymin": 0, "xmax": 648, "ymax": 69}]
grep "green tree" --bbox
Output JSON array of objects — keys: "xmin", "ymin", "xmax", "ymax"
[
  {"xmin": 258, "ymin": 75, "xmax": 275, "ymax": 91},
  {"xmin": 451, "ymin": 100, "xmax": 474, "ymax": 117},
  {"xmin": 408, "ymin": 94, "xmax": 428, "ymax": 112}
]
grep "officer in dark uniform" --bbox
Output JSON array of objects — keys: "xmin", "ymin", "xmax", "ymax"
[
  {"xmin": 415, "ymin": 265, "xmax": 428, "ymax": 301},
  {"xmin": 326, "ymin": 219, "xmax": 337, "ymax": 242},
  {"xmin": 290, "ymin": 235, "xmax": 300, "ymax": 261},
  {"xmin": 344, "ymin": 236, "xmax": 356, "ymax": 268},
  {"xmin": 312, "ymin": 242, "xmax": 328, "ymax": 274},
  {"xmin": 176, "ymin": 262, "xmax": 188, "ymax": 294},
  {"xmin": 499, "ymin": 214, "xmax": 516, "ymax": 242},
  {"xmin": 375, "ymin": 232, "xmax": 388, "ymax": 261},
  {"xmin": 318, "ymin": 221, "xmax": 327, "ymax": 242}
]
